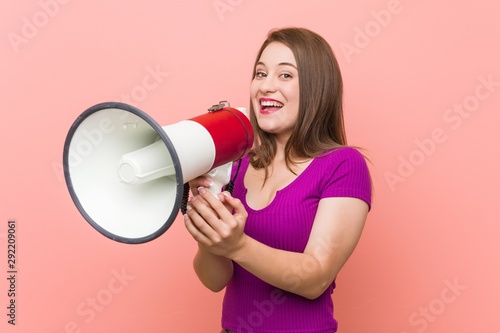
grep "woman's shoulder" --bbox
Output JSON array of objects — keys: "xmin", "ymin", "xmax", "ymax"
[
  {"xmin": 317, "ymin": 146, "xmax": 368, "ymax": 164},
  {"xmin": 315, "ymin": 146, "xmax": 372, "ymax": 207},
  {"xmin": 313, "ymin": 146, "xmax": 371, "ymax": 179}
]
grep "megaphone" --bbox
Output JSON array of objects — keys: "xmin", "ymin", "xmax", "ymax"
[{"xmin": 63, "ymin": 101, "xmax": 253, "ymax": 244}]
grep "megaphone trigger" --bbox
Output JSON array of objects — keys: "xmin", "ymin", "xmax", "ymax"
[{"xmin": 203, "ymin": 162, "xmax": 233, "ymax": 197}]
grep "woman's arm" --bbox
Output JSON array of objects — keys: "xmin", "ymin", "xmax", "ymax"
[
  {"xmin": 191, "ymin": 244, "xmax": 234, "ymax": 292},
  {"xmin": 185, "ymin": 188, "xmax": 369, "ymax": 300},
  {"xmin": 185, "ymin": 177, "xmax": 234, "ymax": 292}
]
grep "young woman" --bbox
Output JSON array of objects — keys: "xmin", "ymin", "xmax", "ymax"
[{"xmin": 184, "ymin": 27, "xmax": 372, "ymax": 333}]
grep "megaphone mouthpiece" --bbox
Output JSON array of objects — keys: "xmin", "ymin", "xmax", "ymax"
[{"xmin": 118, "ymin": 140, "xmax": 176, "ymax": 185}]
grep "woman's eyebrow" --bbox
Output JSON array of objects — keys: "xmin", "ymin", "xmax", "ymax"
[{"xmin": 256, "ymin": 61, "xmax": 297, "ymax": 69}]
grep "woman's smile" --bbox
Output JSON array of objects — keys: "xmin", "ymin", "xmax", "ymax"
[{"xmin": 259, "ymin": 97, "xmax": 284, "ymax": 114}]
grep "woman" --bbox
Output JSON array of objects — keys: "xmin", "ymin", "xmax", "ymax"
[{"xmin": 184, "ymin": 27, "xmax": 372, "ymax": 333}]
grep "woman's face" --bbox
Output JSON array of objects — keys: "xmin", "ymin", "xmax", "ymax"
[{"xmin": 250, "ymin": 42, "xmax": 300, "ymax": 142}]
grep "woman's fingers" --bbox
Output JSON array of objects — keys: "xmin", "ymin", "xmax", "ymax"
[
  {"xmin": 188, "ymin": 177, "xmax": 213, "ymax": 195},
  {"xmin": 213, "ymin": 191, "xmax": 248, "ymax": 225},
  {"xmin": 183, "ymin": 212, "xmax": 208, "ymax": 242},
  {"xmin": 184, "ymin": 189, "xmax": 249, "ymax": 258},
  {"xmin": 184, "ymin": 205, "xmax": 220, "ymax": 244},
  {"xmin": 197, "ymin": 189, "xmax": 248, "ymax": 237}
]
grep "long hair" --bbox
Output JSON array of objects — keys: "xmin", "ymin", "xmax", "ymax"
[{"xmin": 249, "ymin": 27, "xmax": 346, "ymax": 173}]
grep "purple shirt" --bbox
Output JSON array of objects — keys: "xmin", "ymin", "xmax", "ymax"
[{"xmin": 222, "ymin": 147, "xmax": 372, "ymax": 332}]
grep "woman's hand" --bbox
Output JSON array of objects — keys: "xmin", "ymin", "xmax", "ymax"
[
  {"xmin": 184, "ymin": 188, "xmax": 248, "ymax": 259},
  {"xmin": 188, "ymin": 176, "xmax": 213, "ymax": 196}
]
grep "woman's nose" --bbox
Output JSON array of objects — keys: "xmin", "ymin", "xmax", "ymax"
[{"xmin": 259, "ymin": 76, "xmax": 277, "ymax": 93}]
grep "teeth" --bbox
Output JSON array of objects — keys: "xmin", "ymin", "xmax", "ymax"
[{"xmin": 260, "ymin": 100, "xmax": 284, "ymax": 108}]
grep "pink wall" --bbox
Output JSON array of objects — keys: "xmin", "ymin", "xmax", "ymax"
[{"xmin": 1, "ymin": 1, "xmax": 499, "ymax": 332}]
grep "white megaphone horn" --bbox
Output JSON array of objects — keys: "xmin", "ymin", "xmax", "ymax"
[{"xmin": 63, "ymin": 101, "xmax": 253, "ymax": 244}]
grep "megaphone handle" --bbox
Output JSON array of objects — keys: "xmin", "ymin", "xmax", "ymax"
[
  {"xmin": 204, "ymin": 163, "xmax": 232, "ymax": 197},
  {"xmin": 180, "ymin": 163, "xmax": 232, "ymax": 214}
]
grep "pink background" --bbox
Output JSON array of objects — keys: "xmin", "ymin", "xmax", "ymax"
[{"xmin": 1, "ymin": 1, "xmax": 499, "ymax": 332}]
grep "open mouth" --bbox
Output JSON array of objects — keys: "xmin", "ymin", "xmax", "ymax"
[{"xmin": 260, "ymin": 99, "xmax": 284, "ymax": 112}]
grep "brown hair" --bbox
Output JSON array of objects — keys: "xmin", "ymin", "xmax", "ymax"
[{"xmin": 249, "ymin": 27, "xmax": 346, "ymax": 173}]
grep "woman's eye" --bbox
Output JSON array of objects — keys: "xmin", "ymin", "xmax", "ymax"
[
  {"xmin": 255, "ymin": 71, "xmax": 266, "ymax": 78},
  {"xmin": 280, "ymin": 73, "xmax": 293, "ymax": 79}
]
